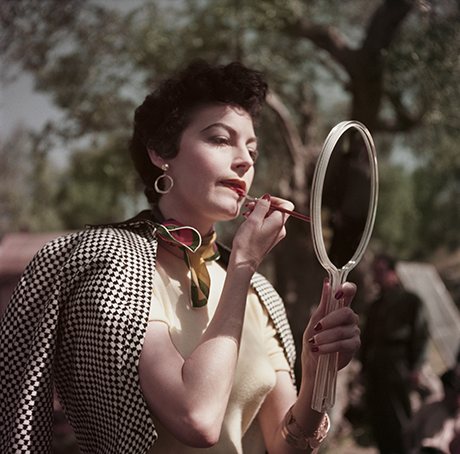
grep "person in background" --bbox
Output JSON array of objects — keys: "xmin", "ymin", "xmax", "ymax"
[{"xmin": 361, "ymin": 253, "xmax": 430, "ymax": 454}]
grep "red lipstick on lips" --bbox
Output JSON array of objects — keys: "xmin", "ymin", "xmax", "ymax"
[{"xmin": 221, "ymin": 179, "xmax": 246, "ymax": 197}]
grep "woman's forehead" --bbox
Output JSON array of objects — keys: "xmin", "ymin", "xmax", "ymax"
[{"xmin": 188, "ymin": 103, "xmax": 254, "ymax": 131}]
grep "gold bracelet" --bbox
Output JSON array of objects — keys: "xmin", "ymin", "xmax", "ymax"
[{"xmin": 281, "ymin": 406, "xmax": 330, "ymax": 450}]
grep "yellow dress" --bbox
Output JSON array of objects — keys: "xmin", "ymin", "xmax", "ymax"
[{"xmin": 147, "ymin": 250, "xmax": 290, "ymax": 454}]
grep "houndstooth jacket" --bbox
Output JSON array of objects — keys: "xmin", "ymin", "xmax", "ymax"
[{"xmin": 0, "ymin": 213, "xmax": 296, "ymax": 454}]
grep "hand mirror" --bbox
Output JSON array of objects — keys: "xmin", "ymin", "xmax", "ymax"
[{"xmin": 310, "ymin": 121, "xmax": 378, "ymax": 412}]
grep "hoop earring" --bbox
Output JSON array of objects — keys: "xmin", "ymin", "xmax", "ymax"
[{"xmin": 154, "ymin": 164, "xmax": 174, "ymax": 194}]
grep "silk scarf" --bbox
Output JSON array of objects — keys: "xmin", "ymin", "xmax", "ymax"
[{"xmin": 155, "ymin": 219, "xmax": 220, "ymax": 308}]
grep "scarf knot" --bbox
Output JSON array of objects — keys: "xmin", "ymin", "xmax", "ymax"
[{"xmin": 155, "ymin": 219, "xmax": 220, "ymax": 308}]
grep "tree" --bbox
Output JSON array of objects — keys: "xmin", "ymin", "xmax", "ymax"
[
  {"xmin": 55, "ymin": 135, "xmax": 144, "ymax": 228},
  {"xmin": 0, "ymin": 128, "xmax": 33, "ymax": 235},
  {"xmin": 2, "ymin": 0, "xmax": 459, "ymax": 377},
  {"xmin": 0, "ymin": 125, "xmax": 63, "ymax": 235}
]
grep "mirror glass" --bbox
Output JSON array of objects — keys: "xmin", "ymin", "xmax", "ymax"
[{"xmin": 321, "ymin": 128, "xmax": 373, "ymax": 268}]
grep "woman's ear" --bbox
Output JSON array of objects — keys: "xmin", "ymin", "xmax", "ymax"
[{"xmin": 147, "ymin": 146, "xmax": 164, "ymax": 169}]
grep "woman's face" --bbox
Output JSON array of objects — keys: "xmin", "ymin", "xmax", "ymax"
[{"xmin": 155, "ymin": 103, "xmax": 257, "ymax": 231}]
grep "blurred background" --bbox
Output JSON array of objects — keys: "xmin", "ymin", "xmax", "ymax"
[{"xmin": 1, "ymin": 1, "xmax": 459, "ymax": 453}]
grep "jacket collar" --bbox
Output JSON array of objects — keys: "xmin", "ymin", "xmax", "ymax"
[{"xmin": 86, "ymin": 210, "xmax": 158, "ymax": 231}]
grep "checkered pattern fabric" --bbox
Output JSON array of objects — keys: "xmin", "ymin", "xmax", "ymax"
[
  {"xmin": 250, "ymin": 273, "xmax": 296, "ymax": 383},
  {"xmin": 0, "ymin": 216, "xmax": 296, "ymax": 453}
]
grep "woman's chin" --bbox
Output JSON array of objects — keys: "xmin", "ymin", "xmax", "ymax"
[
  {"xmin": 215, "ymin": 201, "xmax": 243, "ymax": 221},
  {"xmin": 219, "ymin": 209, "xmax": 241, "ymax": 222}
]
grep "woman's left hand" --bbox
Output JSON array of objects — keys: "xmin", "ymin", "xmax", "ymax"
[{"xmin": 301, "ymin": 279, "xmax": 360, "ymax": 373}]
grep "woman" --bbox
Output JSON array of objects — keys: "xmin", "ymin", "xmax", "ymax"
[{"xmin": 0, "ymin": 61, "xmax": 360, "ymax": 454}]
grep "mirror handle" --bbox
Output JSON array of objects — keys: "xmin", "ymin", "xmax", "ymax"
[{"xmin": 311, "ymin": 268, "xmax": 348, "ymax": 412}]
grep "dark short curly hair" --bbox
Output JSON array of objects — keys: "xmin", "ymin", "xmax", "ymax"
[{"xmin": 130, "ymin": 60, "xmax": 268, "ymax": 204}]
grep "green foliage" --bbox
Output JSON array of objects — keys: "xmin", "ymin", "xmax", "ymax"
[
  {"xmin": 385, "ymin": 5, "xmax": 460, "ymax": 134},
  {"xmin": 411, "ymin": 134, "xmax": 460, "ymax": 256},
  {"xmin": 373, "ymin": 162, "xmax": 420, "ymax": 258},
  {"xmin": 0, "ymin": 129, "xmax": 33, "ymax": 234},
  {"xmin": 0, "ymin": 0, "xmax": 87, "ymax": 74},
  {"xmin": 1, "ymin": 0, "xmax": 459, "ymax": 259},
  {"xmin": 384, "ymin": 5, "xmax": 460, "ymax": 257},
  {"xmin": 55, "ymin": 135, "xmax": 146, "ymax": 229},
  {"xmin": 0, "ymin": 127, "xmax": 64, "ymax": 234}
]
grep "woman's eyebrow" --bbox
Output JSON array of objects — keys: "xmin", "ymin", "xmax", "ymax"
[{"xmin": 200, "ymin": 122, "xmax": 257, "ymax": 144}]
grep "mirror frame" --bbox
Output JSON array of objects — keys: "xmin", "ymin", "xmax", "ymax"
[
  {"xmin": 310, "ymin": 120, "xmax": 379, "ymax": 275},
  {"xmin": 310, "ymin": 121, "xmax": 379, "ymax": 412}
]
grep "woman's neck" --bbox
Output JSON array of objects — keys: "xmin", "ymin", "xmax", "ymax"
[
  {"xmin": 157, "ymin": 240, "xmax": 185, "ymax": 260},
  {"xmin": 157, "ymin": 198, "xmax": 215, "ymax": 236}
]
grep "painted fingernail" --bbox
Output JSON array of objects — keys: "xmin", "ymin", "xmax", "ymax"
[
  {"xmin": 308, "ymin": 336, "xmax": 315, "ymax": 344},
  {"xmin": 311, "ymin": 345, "xmax": 319, "ymax": 352},
  {"xmin": 314, "ymin": 322, "xmax": 322, "ymax": 332},
  {"xmin": 335, "ymin": 290, "xmax": 344, "ymax": 300},
  {"xmin": 262, "ymin": 193, "xmax": 271, "ymax": 201}
]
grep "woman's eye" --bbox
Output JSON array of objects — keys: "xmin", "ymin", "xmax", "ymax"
[
  {"xmin": 249, "ymin": 149, "xmax": 259, "ymax": 162},
  {"xmin": 210, "ymin": 136, "xmax": 230, "ymax": 145}
]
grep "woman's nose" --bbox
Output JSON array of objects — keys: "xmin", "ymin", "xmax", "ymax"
[{"xmin": 232, "ymin": 146, "xmax": 253, "ymax": 173}]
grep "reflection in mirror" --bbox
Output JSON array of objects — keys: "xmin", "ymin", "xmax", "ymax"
[{"xmin": 321, "ymin": 129, "xmax": 372, "ymax": 269}]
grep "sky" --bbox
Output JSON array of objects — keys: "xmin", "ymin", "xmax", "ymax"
[
  {"xmin": 0, "ymin": 71, "xmax": 62, "ymax": 137},
  {"xmin": 0, "ymin": 0, "xmax": 141, "ymax": 164}
]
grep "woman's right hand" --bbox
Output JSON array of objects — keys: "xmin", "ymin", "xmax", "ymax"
[{"xmin": 230, "ymin": 194, "xmax": 293, "ymax": 273}]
